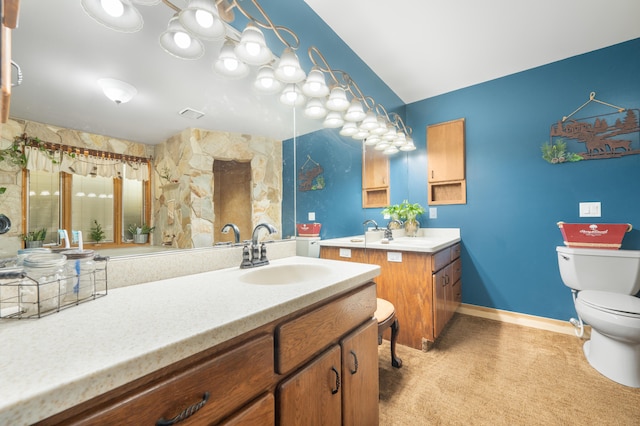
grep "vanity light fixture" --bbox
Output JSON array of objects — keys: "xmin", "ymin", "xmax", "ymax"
[
  {"xmin": 303, "ymin": 98, "xmax": 327, "ymax": 119},
  {"xmin": 253, "ymin": 65, "xmax": 283, "ymax": 94},
  {"xmin": 279, "ymin": 83, "xmax": 306, "ymax": 107},
  {"xmin": 178, "ymin": 0, "xmax": 226, "ymax": 41},
  {"xmin": 213, "ymin": 40, "xmax": 250, "ymax": 79},
  {"xmin": 159, "ymin": 15, "xmax": 205, "ymax": 60},
  {"xmin": 274, "ymin": 48, "xmax": 306, "ymax": 84},
  {"xmin": 80, "ymin": 0, "xmax": 145, "ymax": 32},
  {"xmin": 82, "ymin": 0, "xmax": 417, "ymax": 155},
  {"xmin": 322, "ymin": 111, "xmax": 345, "ymax": 128},
  {"xmin": 98, "ymin": 78, "xmax": 138, "ymax": 104},
  {"xmin": 235, "ymin": 23, "xmax": 272, "ymax": 66}
]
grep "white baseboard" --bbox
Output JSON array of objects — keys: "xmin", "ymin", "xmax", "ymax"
[{"xmin": 457, "ymin": 303, "xmax": 589, "ymax": 337}]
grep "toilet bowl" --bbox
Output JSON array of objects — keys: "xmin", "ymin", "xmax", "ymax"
[
  {"xmin": 575, "ymin": 290, "xmax": 640, "ymax": 387},
  {"xmin": 556, "ymin": 246, "xmax": 640, "ymax": 388}
]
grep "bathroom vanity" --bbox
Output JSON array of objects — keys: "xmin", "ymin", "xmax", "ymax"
[
  {"xmin": 0, "ymin": 255, "xmax": 380, "ymax": 425},
  {"xmin": 320, "ymin": 228, "xmax": 461, "ymax": 351}
]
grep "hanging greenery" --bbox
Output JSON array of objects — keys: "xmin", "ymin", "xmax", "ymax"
[{"xmin": 541, "ymin": 139, "xmax": 583, "ymax": 164}]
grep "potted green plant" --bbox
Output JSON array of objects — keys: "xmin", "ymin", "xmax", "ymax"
[
  {"xmin": 90, "ymin": 220, "xmax": 105, "ymax": 244},
  {"xmin": 21, "ymin": 227, "xmax": 47, "ymax": 248},
  {"xmin": 128, "ymin": 223, "xmax": 155, "ymax": 244},
  {"xmin": 382, "ymin": 200, "xmax": 426, "ymax": 237}
]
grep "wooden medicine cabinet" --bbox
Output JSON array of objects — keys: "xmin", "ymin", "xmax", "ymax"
[
  {"xmin": 427, "ymin": 118, "xmax": 467, "ymax": 205},
  {"xmin": 362, "ymin": 145, "xmax": 390, "ymax": 208}
]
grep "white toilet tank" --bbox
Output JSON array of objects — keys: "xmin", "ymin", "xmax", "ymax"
[{"xmin": 557, "ymin": 246, "xmax": 640, "ymax": 294}]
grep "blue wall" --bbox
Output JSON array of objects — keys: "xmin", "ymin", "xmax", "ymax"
[{"xmin": 290, "ymin": 38, "xmax": 640, "ymax": 322}]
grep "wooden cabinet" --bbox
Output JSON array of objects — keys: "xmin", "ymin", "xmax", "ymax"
[
  {"xmin": 427, "ymin": 118, "xmax": 466, "ymax": 205},
  {"xmin": 362, "ymin": 146, "xmax": 390, "ymax": 208},
  {"xmin": 320, "ymin": 243, "xmax": 462, "ymax": 351},
  {"xmin": 278, "ymin": 319, "xmax": 378, "ymax": 426},
  {"xmin": 38, "ymin": 283, "xmax": 377, "ymax": 426}
]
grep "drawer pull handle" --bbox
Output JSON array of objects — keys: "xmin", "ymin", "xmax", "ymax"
[
  {"xmin": 349, "ymin": 350, "xmax": 359, "ymax": 374},
  {"xmin": 330, "ymin": 366, "xmax": 341, "ymax": 395},
  {"xmin": 156, "ymin": 392, "xmax": 210, "ymax": 426}
]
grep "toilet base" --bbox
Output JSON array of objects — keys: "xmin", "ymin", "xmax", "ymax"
[{"xmin": 583, "ymin": 329, "xmax": 640, "ymax": 388}]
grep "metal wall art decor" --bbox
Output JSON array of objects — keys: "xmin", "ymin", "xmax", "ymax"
[
  {"xmin": 298, "ymin": 155, "xmax": 325, "ymax": 191},
  {"xmin": 543, "ymin": 92, "xmax": 639, "ymax": 164}
]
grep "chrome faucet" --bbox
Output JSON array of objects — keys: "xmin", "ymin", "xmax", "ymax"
[
  {"xmin": 241, "ymin": 223, "xmax": 278, "ymax": 268},
  {"xmin": 385, "ymin": 219, "xmax": 403, "ymax": 241},
  {"xmin": 221, "ymin": 223, "xmax": 241, "ymax": 244},
  {"xmin": 363, "ymin": 219, "xmax": 379, "ymax": 230}
]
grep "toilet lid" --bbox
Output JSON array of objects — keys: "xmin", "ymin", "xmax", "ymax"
[{"xmin": 578, "ymin": 290, "xmax": 640, "ymax": 317}]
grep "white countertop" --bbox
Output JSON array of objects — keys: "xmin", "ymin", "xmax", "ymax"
[
  {"xmin": 0, "ymin": 256, "xmax": 380, "ymax": 425},
  {"xmin": 320, "ymin": 228, "xmax": 461, "ymax": 253}
]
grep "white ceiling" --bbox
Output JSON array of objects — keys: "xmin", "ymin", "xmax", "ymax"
[
  {"xmin": 8, "ymin": 1, "xmax": 640, "ymax": 146},
  {"xmin": 305, "ymin": 0, "xmax": 640, "ymax": 104}
]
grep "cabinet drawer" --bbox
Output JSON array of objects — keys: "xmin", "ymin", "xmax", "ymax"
[
  {"xmin": 451, "ymin": 257, "xmax": 461, "ymax": 284},
  {"xmin": 220, "ymin": 393, "xmax": 275, "ymax": 426},
  {"xmin": 450, "ymin": 243, "xmax": 461, "ymax": 261},
  {"xmin": 276, "ymin": 283, "xmax": 376, "ymax": 375},
  {"xmin": 70, "ymin": 334, "xmax": 275, "ymax": 426},
  {"xmin": 432, "ymin": 247, "xmax": 451, "ymax": 272}
]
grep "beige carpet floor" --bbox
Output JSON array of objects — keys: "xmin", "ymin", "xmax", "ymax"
[{"xmin": 378, "ymin": 314, "xmax": 640, "ymax": 425}]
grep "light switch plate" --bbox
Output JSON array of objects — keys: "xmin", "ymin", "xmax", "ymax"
[
  {"xmin": 308, "ymin": 212, "xmax": 315, "ymax": 221},
  {"xmin": 429, "ymin": 207, "xmax": 437, "ymax": 219},
  {"xmin": 339, "ymin": 248, "xmax": 351, "ymax": 258},
  {"xmin": 579, "ymin": 202, "xmax": 601, "ymax": 218}
]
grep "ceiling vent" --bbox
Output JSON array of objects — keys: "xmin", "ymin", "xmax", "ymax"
[{"xmin": 179, "ymin": 108, "xmax": 205, "ymax": 120}]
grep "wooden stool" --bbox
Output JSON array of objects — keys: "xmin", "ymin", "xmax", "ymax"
[{"xmin": 375, "ymin": 298, "xmax": 402, "ymax": 368}]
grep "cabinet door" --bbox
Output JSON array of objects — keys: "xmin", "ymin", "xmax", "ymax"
[
  {"xmin": 433, "ymin": 264, "xmax": 451, "ymax": 339},
  {"xmin": 277, "ymin": 345, "xmax": 342, "ymax": 426},
  {"xmin": 341, "ymin": 319, "xmax": 379, "ymax": 426},
  {"xmin": 427, "ymin": 118, "xmax": 465, "ymax": 182}
]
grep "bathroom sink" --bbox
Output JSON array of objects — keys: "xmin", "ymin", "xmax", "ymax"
[{"xmin": 239, "ymin": 264, "xmax": 333, "ymax": 285}]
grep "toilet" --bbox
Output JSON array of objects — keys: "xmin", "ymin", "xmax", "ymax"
[{"xmin": 556, "ymin": 246, "xmax": 640, "ymax": 387}]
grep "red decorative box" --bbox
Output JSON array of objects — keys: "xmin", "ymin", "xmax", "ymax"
[
  {"xmin": 557, "ymin": 222, "xmax": 632, "ymax": 249},
  {"xmin": 297, "ymin": 223, "xmax": 322, "ymax": 237}
]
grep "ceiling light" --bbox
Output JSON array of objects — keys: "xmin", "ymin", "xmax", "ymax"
[
  {"xmin": 279, "ymin": 84, "xmax": 305, "ymax": 106},
  {"xmin": 325, "ymin": 86, "xmax": 350, "ymax": 111},
  {"xmin": 303, "ymin": 98, "xmax": 327, "ymax": 119},
  {"xmin": 81, "ymin": 0, "xmax": 143, "ymax": 32},
  {"xmin": 213, "ymin": 40, "xmax": 250, "ymax": 79},
  {"xmin": 254, "ymin": 65, "xmax": 283, "ymax": 94},
  {"xmin": 382, "ymin": 125, "xmax": 397, "ymax": 141},
  {"xmin": 274, "ymin": 48, "xmax": 306, "ymax": 83},
  {"xmin": 179, "ymin": 0, "xmax": 226, "ymax": 40},
  {"xmin": 344, "ymin": 99, "xmax": 366, "ymax": 122},
  {"xmin": 98, "ymin": 78, "xmax": 137, "ymax": 104},
  {"xmin": 235, "ymin": 23, "xmax": 272, "ymax": 66},
  {"xmin": 351, "ymin": 128, "xmax": 369, "ymax": 140},
  {"xmin": 322, "ymin": 111, "xmax": 344, "ymax": 128},
  {"xmin": 160, "ymin": 15, "xmax": 204, "ymax": 60},
  {"xmin": 374, "ymin": 141, "xmax": 390, "ymax": 151},
  {"xmin": 370, "ymin": 116, "xmax": 389, "ymax": 135},
  {"xmin": 302, "ymin": 67, "xmax": 329, "ymax": 97}
]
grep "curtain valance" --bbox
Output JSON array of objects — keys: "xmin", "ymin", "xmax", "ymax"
[{"xmin": 24, "ymin": 145, "xmax": 149, "ymax": 182}]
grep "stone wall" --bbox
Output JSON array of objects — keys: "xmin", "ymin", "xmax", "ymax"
[{"xmin": 153, "ymin": 128, "xmax": 282, "ymax": 249}]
